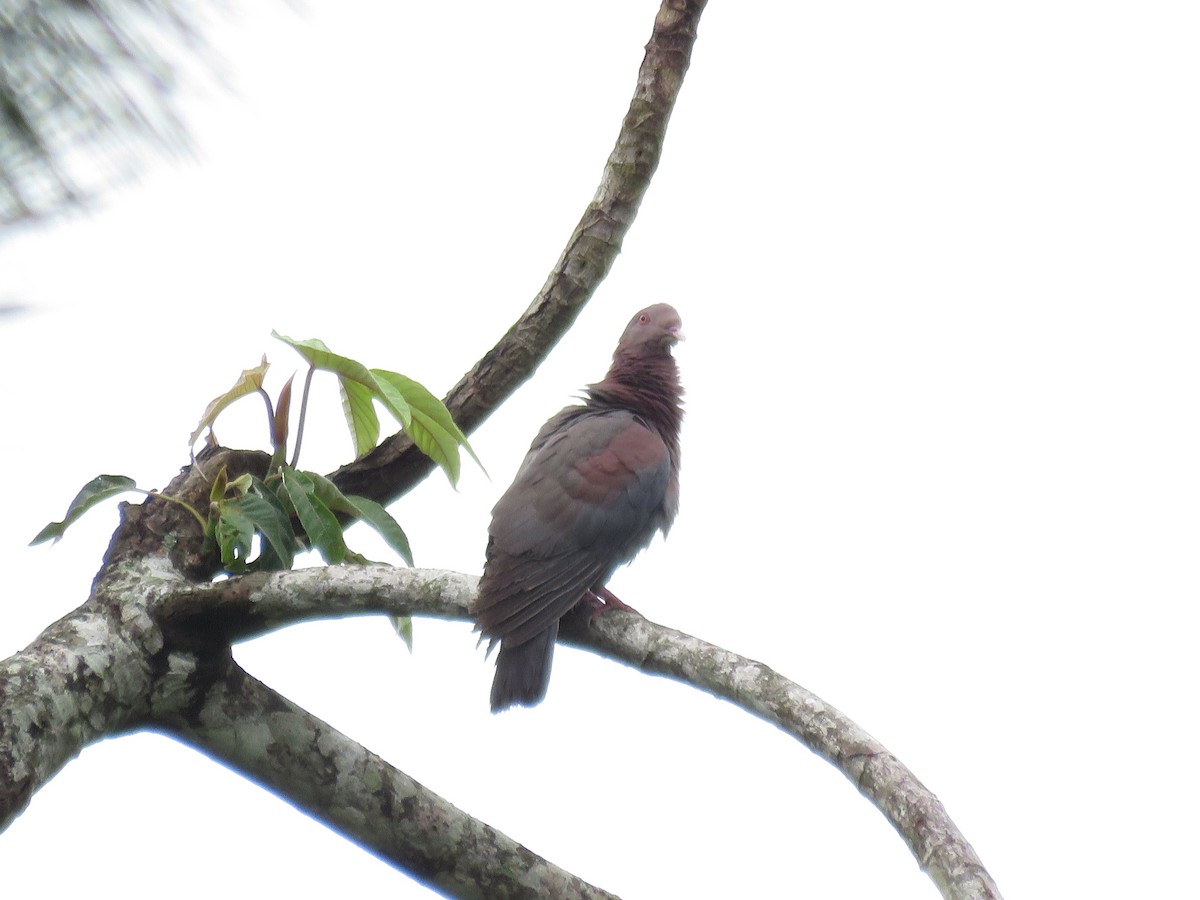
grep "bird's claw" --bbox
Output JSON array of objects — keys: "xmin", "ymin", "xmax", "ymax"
[{"xmin": 584, "ymin": 586, "xmax": 642, "ymax": 625}]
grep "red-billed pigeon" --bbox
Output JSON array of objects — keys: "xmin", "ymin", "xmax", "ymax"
[{"xmin": 472, "ymin": 304, "xmax": 684, "ymax": 711}]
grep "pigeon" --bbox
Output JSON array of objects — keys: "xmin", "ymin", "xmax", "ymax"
[{"xmin": 472, "ymin": 304, "xmax": 684, "ymax": 711}]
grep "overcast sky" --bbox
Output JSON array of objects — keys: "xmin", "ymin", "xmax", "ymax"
[{"xmin": 2, "ymin": 2, "xmax": 1197, "ymax": 897}]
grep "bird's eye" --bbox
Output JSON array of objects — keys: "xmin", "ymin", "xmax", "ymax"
[{"xmin": 639, "ymin": 313, "xmax": 649, "ymax": 324}]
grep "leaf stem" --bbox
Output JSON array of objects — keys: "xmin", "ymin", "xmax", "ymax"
[
  {"xmin": 257, "ymin": 387, "xmax": 276, "ymax": 446},
  {"xmin": 138, "ymin": 489, "xmax": 207, "ymax": 530},
  {"xmin": 289, "ymin": 366, "xmax": 316, "ymax": 470}
]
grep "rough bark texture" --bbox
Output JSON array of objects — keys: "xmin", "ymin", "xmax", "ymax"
[
  {"xmin": 100, "ymin": 447, "xmax": 270, "ymax": 583},
  {"xmin": 0, "ymin": 560, "xmax": 616, "ymax": 899},
  {"xmin": 163, "ymin": 564, "xmax": 1004, "ymax": 900},
  {"xmin": 3, "ymin": 545, "xmax": 1006, "ymax": 898},
  {"xmin": 327, "ymin": 0, "xmax": 709, "ymax": 504},
  {"xmin": 0, "ymin": 556, "xmax": 182, "ymax": 827},
  {"xmin": 163, "ymin": 664, "xmax": 619, "ymax": 900},
  {"xmin": 1, "ymin": 1, "xmax": 1006, "ymax": 897},
  {"xmin": 3, "ymin": 4, "xmax": 721, "ymax": 897},
  {"xmin": 558, "ymin": 612, "xmax": 1003, "ymax": 900}
]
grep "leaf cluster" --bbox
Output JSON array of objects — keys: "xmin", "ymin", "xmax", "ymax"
[
  {"xmin": 33, "ymin": 333, "xmax": 477, "ymax": 591},
  {"xmin": 209, "ymin": 466, "xmax": 412, "ymax": 574}
]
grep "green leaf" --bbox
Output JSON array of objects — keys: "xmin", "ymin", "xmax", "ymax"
[
  {"xmin": 370, "ymin": 375, "xmax": 413, "ymax": 430},
  {"xmin": 345, "ymin": 494, "xmax": 414, "ymax": 567},
  {"xmin": 280, "ymin": 468, "xmax": 346, "ymax": 564},
  {"xmin": 272, "ymin": 333, "xmax": 479, "ymax": 480},
  {"xmin": 273, "ymin": 332, "xmax": 412, "ymax": 453},
  {"xmin": 339, "ymin": 378, "xmax": 381, "ymax": 458},
  {"xmin": 248, "ymin": 477, "xmax": 298, "ymax": 570},
  {"xmin": 302, "ymin": 471, "xmax": 414, "ymax": 566},
  {"xmin": 189, "ymin": 356, "xmax": 270, "ymax": 447},
  {"xmin": 30, "ymin": 474, "xmax": 138, "ymax": 545},
  {"xmin": 372, "ymin": 369, "xmax": 483, "ymax": 486},
  {"xmin": 208, "ymin": 465, "xmax": 229, "ymax": 504},
  {"xmin": 227, "ymin": 493, "xmax": 296, "ymax": 571},
  {"xmin": 390, "ymin": 615, "xmax": 414, "ymax": 652},
  {"xmin": 272, "ymin": 333, "xmax": 375, "ymax": 385},
  {"xmin": 225, "ymin": 472, "xmax": 253, "ymax": 499},
  {"xmin": 215, "ymin": 504, "xmax": 255, "ymax": 573},
  {"xmin": 301, "ymin": 470, "xmax": 354, "ymax": 513}
]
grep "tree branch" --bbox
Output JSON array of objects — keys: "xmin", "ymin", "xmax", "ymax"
[
  {"xmin": 327, "ymin": 0, "xmax": 710, "ymax": 504},
  {"xmin": 157, "ymin": 564, "xmax": 1001, "ymax": 900},
  {"xmin": 0, "ymin": 555, "xmax": 185, "ymax": 832},
  {"xmin": 89, "ymin": 0, "xmax": 713, "ymax": 589},
  {"xmin": 5, "ymin": 5, "xmax": 720, "ymax": 891},
  {"xmin": 158, "ymin": 566, "xmax": 477, "ymax": 644},
  {"xmin": 559, "ymin": 616, "xmax": 1003, "ymax": 900},
  {"xmin": 1, "ymin": 558, "xmax": 619, "ymax": 898},
  {"xmin": 4, "ymin": 3, "xmax": 1006, "ymax": 897},
  {"xmin": 161, "ymin": 662, "xmax": 618, "ymax": 900}
]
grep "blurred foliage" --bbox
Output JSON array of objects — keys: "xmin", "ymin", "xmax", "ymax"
[{"xmin": 0, "ymin": 0, "xmax": 212, "ymax": 231}]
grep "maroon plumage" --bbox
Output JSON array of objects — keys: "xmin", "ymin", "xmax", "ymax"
[{"xmin": 472, "ymin": 304, "xmax": 684, "ymax": 711}]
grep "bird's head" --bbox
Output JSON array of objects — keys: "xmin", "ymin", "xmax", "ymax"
[{"xmin": 614, "ymin": 303, "xmax": 684, "ymax": 359}]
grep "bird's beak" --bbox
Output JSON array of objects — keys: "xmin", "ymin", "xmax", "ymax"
[{"xmin": 669, "ymin": 326, "xmax": 685, "ymax": 343}]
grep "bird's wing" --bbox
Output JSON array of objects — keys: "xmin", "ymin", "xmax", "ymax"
[{"xmin": 473, "ymin": 408, "xmax": 671, "ymax": 646}]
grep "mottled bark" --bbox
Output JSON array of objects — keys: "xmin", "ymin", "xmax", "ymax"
[
  {"xmin": 3, "ymin": 4, "xmax": 720, "ymax": 897},
  {"xmin": 559, "ymin": 612, "xmax": 1003, "ymax": 900},
  {"xmin": 1, "ymin": 1, "xmax": 1006, "ymax": 897},
  {"xmin": 0, "ymin": 556, "xmax": 181, "ymax": 828},
  {"xmin": 159, "ymin": 564, "xmax": 1003, "ymax": 900},
  {"xmin": 162, "ymin": 663, "xmax": 618, "ymax": 900},
  {"xmin": 0, "ymin": 559, "xmax": 615, "ymax": 899},
  {"xmin": 99, "ymin": 447, "xmax": 270, "ymax": 583}
]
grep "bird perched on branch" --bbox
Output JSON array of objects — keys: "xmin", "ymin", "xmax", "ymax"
[{"xmin": 472, "ymin": 304, "xmax": 685, "ymax": 712}]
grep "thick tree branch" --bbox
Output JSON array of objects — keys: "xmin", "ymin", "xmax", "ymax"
[
  {"xmin": 560, "ymin": 616, "xmax": 1003, "ymax": 900},
  {"xmin": 99, "ymin": 447, "xmax": 271, "ymax": 583},
  {"xmin": 4, "ymin": 3, "xmax": 1007, "ymax": 897},
  {"xmin": 161, "ymin": 663, "xmax": 617, "ymax": 900},
  {"xmin": 0, "ymin": 556, "xmax": 185, "ymax": 831},
  {"xmin": 4, "ymin": 4, "xmax": 720, "ymax": 892},
  {"xmin": 328, "ymin": 0, "xmax": 710, "ymax": 504},
  {"xmin": 1, "ymin": 558, "xmax": 620, "ymax": 899},
  {"xmin": 159, "ymin": 566, "xmax": 478, "ymax": 644},
  {"xmin": 157, "ymin": 564, "xmax": 1001, "ymax": 900},
  {"xmin": 87, "ymin": 0, "xmax": 712, "ymax": 590}
]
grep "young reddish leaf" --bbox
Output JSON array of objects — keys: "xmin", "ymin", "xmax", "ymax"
[
  {"xmin": 30, "ymin": 474, "xmax": 138, "ymax": 545},
  {"xmin": 273, "ymin": 373, "xmax": 295, "ymax": 458}
]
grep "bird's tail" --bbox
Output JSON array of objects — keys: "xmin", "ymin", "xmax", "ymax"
[{"xmin": 490, "ymin": 622, "xmax": 558, "ymax": 712}]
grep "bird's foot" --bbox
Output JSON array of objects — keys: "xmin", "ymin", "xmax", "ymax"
[{"xmin": 584, "ymin": 586, "xmax": 642, "ymax": 624}]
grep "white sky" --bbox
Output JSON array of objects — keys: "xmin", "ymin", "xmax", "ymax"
[{"xmin": 1, "ymin": 2, "xmax": 1198, "ymax": 897}]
